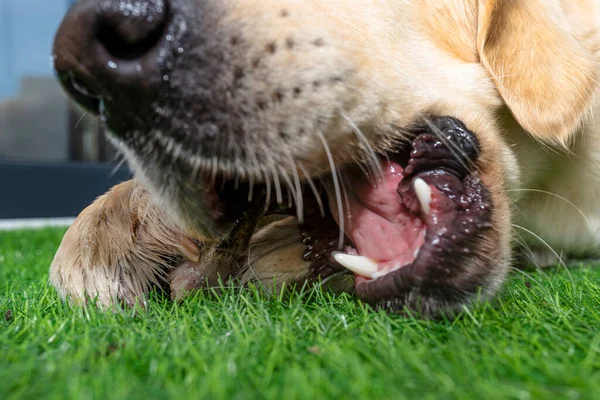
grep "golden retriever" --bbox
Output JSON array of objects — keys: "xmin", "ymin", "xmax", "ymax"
[{"xmin": 49, "ymin": 0, "xmax": 600, "ymax": 316}]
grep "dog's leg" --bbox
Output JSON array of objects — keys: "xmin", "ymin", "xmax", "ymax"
[
  {"xmin": 49, "ymin": 180, "xmax": 204, "ymax": 309},
  {"xmin": 517, "ymin": 247, "xmax": 600, "ymax": 270},
  {"xmin": 515, "ymin": 247, "xmax": 567, "ymax": 270},
  {"xmin": 51, "ymin": 182, "xmax": 351, "ymax": 308}
]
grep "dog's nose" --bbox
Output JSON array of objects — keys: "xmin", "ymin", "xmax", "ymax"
[{"xmin": 53, "ymin": 0, "xmax": 170, "ymax": 114}]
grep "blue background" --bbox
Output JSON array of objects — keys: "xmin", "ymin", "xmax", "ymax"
[{"xmin": 0, "ymin": 0, "xmax": 74, "ymax": 99}]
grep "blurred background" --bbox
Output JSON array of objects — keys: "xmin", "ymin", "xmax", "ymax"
[{"xmin": 0, "ymin": 0, "xmax": 130, "ymax": 223}]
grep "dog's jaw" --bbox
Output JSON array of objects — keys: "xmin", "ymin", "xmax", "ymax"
[
  {"xmin": 53, "ymin": 0, "xmax": 519, "ymax": 316},
  {"xmin": 104, "ymin": 1, "xmax": 514, "ymax": 316}
]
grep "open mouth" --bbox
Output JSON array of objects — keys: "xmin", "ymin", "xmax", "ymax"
[{"xmin": 203, "ymin": 116, "xmax": 494, "ymax": 310}]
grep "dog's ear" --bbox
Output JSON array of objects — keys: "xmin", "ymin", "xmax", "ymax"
[{"xmin": 477, "ymin": 0, "xmax": 597, "ymax": 145}]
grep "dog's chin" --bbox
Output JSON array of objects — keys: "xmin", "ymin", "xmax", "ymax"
[{"xmin": 113, "ymin": 115, "xmax": 502, "ymax": 317}]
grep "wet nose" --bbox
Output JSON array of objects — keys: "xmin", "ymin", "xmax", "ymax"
[{"xmin": 53, "ymin": 0, "xmax": 170, "ymax": 114}]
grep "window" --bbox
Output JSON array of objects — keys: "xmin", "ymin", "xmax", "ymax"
[
  {"xmin": 0, "ymin": 1, "xmax": 129, "ymax": 219},
  {"xmin": 0, "ymin": 0, "xmax": 115, "ymax": 163}
]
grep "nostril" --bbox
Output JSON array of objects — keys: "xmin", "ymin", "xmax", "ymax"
[
  {"xmin": 96, "ymin": 1, "xmax": 169, "ymax": 61},
  {"xmin": 97, "ymin": 22, "xmax": 166, "ymax": 61},
  {"xmin": 58, "ymin": 72, "xmax": 101, "ymax": 114},
  {"xmin": 70, "ymin": 76, "xmax": 97, "ymax": 100}
]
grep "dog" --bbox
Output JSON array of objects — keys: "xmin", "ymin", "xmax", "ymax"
[{"xmin": 49, "ymin": 0, "xmax": 600, "ymax": 316}]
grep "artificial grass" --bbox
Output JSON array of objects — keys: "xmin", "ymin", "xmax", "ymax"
[{"xmin": 0, "ymin": 228, "xmax": 599, "ymax": 400}]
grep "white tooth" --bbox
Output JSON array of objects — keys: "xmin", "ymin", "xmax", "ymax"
[
  {"xmin": 332, "ymin": 252, "xmax": 379, "ymax": 278},
  {"xmin": 414, "ymin": 247, "xmax": 421, "ymax": 259},
  {"xmin": 413, "ymin": 177, "xmax": 432, "ymax": 215}
]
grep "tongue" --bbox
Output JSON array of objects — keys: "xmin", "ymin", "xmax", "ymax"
[{"xmin": 329, "ymin": 161, "xmax": 426, "ymax": 274}]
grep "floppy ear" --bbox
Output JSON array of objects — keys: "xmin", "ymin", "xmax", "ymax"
[{"xmin": 477, "ymin": 0, "xmax": 597, "ymax": 145}]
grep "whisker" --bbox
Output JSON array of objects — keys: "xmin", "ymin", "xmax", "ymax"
[
  {"xmin": 338, "ymin": 170, "xmax": 352, "ymax": 242},
  {"xmin": 109, "ymin": 157, "xmax": 128, "ymax": 178},
  {"xmin": 299, "ymin": 163, "xmax": 325, "ymax": 218},
  {"xmin": 74, "ymin": 112, "xmax": 88, "ymax": 131},
  {"xmin": 269, "ymin": 162, "xmax": 283, "ymax": 205},
  {"xmin": 288, "ymin": 156, "xmax": 304, "ymax": 224},
  {"xmin": 354, "ymin": 160, "xmax": 372, "ymax": 183},
  {"xmin": 340, "ymin": 111, "xmax": 383, "ymax": 181},
  {"xmin": 280, "ymin": 167, "xmax": 297, "ymax": 207},
  {"xmin": 507, "ymin": 265, "xmax": 556, "ymax": 299},
  {"xmin": 319, "ymin": 270, "xmax": 351, "ymax": 287},
  {"xmin": 424, "ymin": 118, "xmax": 475, "ymax": 173},
  {"xmin": 317, "ymin": 129, "xmax": 345, "ymax": 249},
  {"xmin": 263, "ymin": 169, "xmax": 272, "ymax": 214},
  {"xmin": 511, "ymin": 230, "xmax": 546, "ymax": 272},
  {"xmin": 190, "ymin": 154, "xmax": 203, "ymax": 182},
  {"xmin": 512, "ymin": 224, "xmax": 574, "ymax": 288},
  {"xmin": 507, "ymin": 188, "xmax": 591, "ymax": 228},
  {"xmin": 243, "ymin": 241, "xmax": 273, "ymax": 295}
]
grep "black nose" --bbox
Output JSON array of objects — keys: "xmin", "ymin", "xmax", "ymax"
[{"xmin": 53, "ymin": 0, "xmax": 170, "ymax": 115}]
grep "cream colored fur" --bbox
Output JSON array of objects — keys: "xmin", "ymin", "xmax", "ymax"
[{"xmin": 50, "ymin": 0, "xmax": 600, "ymax": 308}]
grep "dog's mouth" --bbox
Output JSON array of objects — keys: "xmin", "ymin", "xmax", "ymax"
[{"xmin": 205, "ymin": 116, "xmax": 494, "ymax": 310}]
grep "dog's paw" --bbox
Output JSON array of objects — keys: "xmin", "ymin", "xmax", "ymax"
[{"xmin": 49, "ymin": 180, "xmax": 202, "ymax": 309}]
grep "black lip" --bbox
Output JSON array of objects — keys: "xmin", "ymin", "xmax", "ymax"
[
  {"xmin": 356, "ymin": 173, "xmax": 493, "ymax": 309},
  {"xmin": 353, "ymin": 117, "xmax": 493, "ymax": 316}
]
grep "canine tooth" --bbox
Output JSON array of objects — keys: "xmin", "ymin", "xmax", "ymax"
[
  {"xmin": 414, "ymin": 247, "xmax": 421, "ymax": 259},
  {"xmin": 332, "ymin": 252, "xmax": 378, "ymax": 278},
  {"xmin": 372, "ymin": 269, "xmax": 390, "ymax": 280},
  {"xmin": 413, "ymin": 177, "xmax": 432, "ymax": 215}
]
